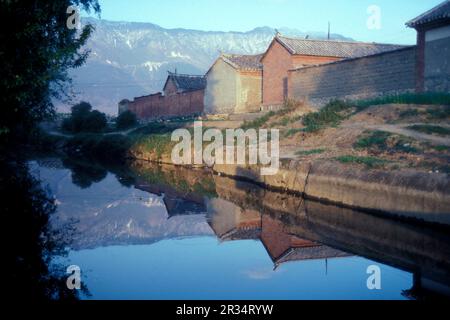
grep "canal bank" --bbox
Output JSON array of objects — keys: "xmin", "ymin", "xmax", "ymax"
[
  {"xmin": 212, "ymin": 160, "xmax": 450, "ymax": 226},
  {"xmin": 125, "ymin": 135, "xmax": 450, "ymax": 226}
]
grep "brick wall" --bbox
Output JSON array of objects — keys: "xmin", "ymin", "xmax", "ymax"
[
  {"xmin": 262, "ymin": 39, "xmax": 341, "ymax": 108},
  {"xmin": 164, "ymin": 78, "xmax": 178, "ymax": 96},
  {"xmin": 123, "ymin": 90, "xmax": 204, "ymax": 120},
  {"xmin": 288, "ymin": 47, "xmax": 417, "ymax": 107},
  {"xmin": 262, "ymin": 40, "xmax": 294, "ymax": 107}
]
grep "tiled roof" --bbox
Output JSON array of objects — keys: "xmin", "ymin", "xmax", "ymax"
[
  {"xmin": 406, "ymin": 0, "xmax": 450, "ymax": 28},
  {"xmin": 167, "ymin": 72, "xmax": 206, "ymax": 92},
  {"xmin": 275, "ymin": 35, "xmax": 408, "ymax": 59},
  {"xmin": 221, "ymin": 53, "xmax": 264, "ymax": 71},
  {"xmin": 275, "ymin": 246, "xmax": 351, "ymax": 265}
]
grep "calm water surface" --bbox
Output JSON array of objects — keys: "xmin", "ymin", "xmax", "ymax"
[{"xmin": 32, "ymin": 158, "xmax": 450, "ymax": 300}]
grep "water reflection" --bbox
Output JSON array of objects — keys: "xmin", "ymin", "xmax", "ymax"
[
  {"xmin": 2, "ymin": 159, "xmax": 88, "ymax": 301},
  {"xmin": 34, "ymin": 157, "xmax": 450, "ymax": 300}
]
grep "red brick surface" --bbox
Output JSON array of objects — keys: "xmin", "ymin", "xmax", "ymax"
[
  {"xmin": 127, "ymin": 89, "xmax": 204, "ymax": 120},
  {"xmin": 262, "ymin": 40, "xmax": 341, "ymax": 107}
]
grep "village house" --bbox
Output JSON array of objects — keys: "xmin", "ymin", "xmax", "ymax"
[
  {"xmin": 204, "ymin": 53, "xmax": 263, "ymax": 115},
  {"xmin": 407, "ymin": 0, "xmax": 450, "ymax": 92},
  {"xmin": 261, "ymin": 34, "xmax": 407, "ymax": 109},
  {"xmin": 119, "ymin": 2, "xmax": 448, "ymax": 120},
  {"xmin": 287, "ymin": 1, "xmax": 449, "ymax": 106},
  {"xmin": 119, "ymin": 71, "xmax": 206, "ymax": 120}
]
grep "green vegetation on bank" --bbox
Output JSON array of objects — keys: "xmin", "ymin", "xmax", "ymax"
[
  {"xmin": 407, "ymin": 124, "xmax": 450, "ymax": 136},
  {"xmin": 116, "ymin": 110, "xmax": 138, "ymax": 130},
  {"xmin": 241, "ymin": 99, "xmax": 300, "ymax": 130},
  {"xmin": 302, "ymin": 100, "xmax": 354, "ymax": 132},
  {"xmin": 353, "ymin": 92, "xmax": 450, "ymax": 110},
  {"xmin": 354, "ymin": 130, "xmax": 419, "ymax": 153},
  {"xmin": 64, "ymin": 133, "xmax": 132, "ymax": 161},
  {"xmin": 296, "ymin": 149, "xmax": 326, "ymax": 156},
  {"xmin": 241, "ymin": 111, "xmax": 276, "ymax": 130},
  {"xmin": 398, "ymin": 105, "xmax": 450, "ymax": 120},
  {"xmin": 132, "ymin": 134, "xmax": 174, "ymax": 158}
]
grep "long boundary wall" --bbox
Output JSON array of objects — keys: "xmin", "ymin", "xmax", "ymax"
[{"xmin": 288, "ymin": 47, "xmax": 417, "ymax": 107}]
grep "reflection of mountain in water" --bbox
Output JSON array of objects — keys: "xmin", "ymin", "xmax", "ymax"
[
  {"xmin": 136, "ymin": 181, "xmax": 207, "ymax": 219},
  {"xmin": 36, "ymin": 163, "xmax": 213, "ymax": 250}
]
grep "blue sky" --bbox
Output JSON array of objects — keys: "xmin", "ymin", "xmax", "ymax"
[{"xmin": 87, "ymin": 0, "xmax": 443, "ymax": 44}]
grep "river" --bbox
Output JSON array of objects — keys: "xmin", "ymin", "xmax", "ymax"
[{"xmin": 31, "ymin": 157, "xmax": 450, "ymax": 300}]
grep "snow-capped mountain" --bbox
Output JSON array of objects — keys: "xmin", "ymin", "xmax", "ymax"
[{"xmin": 59, "ymin": 18, "xmax": 351, "ymax": 115}]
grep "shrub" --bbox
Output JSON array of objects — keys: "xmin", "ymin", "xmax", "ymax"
[
  {"xmin": 295, "ymin": 149, "xmax": 326, "ymax": 156},
  {"xmin": 82, "ymin": 110, "xmax": 107, "ymax": 133},
  {"xmin": 354, "ymin": 131, "xmax": 391, "ymax": 149},
  {"xmin": 302, "ymin": 100, "xmax": 354, "ymax": 132},
  {"xmin": 354, "ymin": 130, "xmax": 419, "ymax": 153},
  {"xmin": 62, "ymin": 102, "xmax": 107, "ymax": 133},
  {"xmin": 399, "ymin": 109, "xmax": 420, "ymax": 118},
  {"xmin": 354, "ymin": 92, "xmax": 450, "ymax": 110},
  {"xmin": 65, "ymin": 133, "xmax": 131, "ymax": 160},
  {"xmin": 426, "ymin": 106, "xmax": 450, "ymax": 120},
  {"xmin": 241, "ymin": 111, "xmax": 275, "ymax": 130},
  {"xmin": 284, "ymin": 128, "xmax": 303, "ymax": 137},
  {"xmin": 116, "ymin": 111, "xmax": 138, "ymax": 130},
  {"xmin": 407, "ymin": 124, "xmax": 450, "ymax": 136}
]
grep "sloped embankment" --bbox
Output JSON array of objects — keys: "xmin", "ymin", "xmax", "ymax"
[{"xmin": 213, "ymin": 160, "xmax": 450, "ymax": 225}]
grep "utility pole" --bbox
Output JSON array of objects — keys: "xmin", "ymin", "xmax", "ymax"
[{"xmin": 328, "ymin": 21, "xmax": 331, "ymax": 40}]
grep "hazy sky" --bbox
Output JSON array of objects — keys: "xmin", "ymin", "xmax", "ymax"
[{"xmin": 87, "ymin": 0, "xmax": 443, "ymax": 44}]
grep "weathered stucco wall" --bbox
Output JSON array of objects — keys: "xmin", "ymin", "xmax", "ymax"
[
  {"xmin": 204, "ymin": 59, "xmax": 237, "ymax": 115},
  {"xmin": 235, "ymin": 71, "xmax": 262, "ymax": 113},
  {"xmin": 288, "ymin": 47, "xmax": 417, "ymax": 107}
]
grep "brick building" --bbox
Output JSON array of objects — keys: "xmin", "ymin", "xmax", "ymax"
[
  {"xmin": 261, "ymin": 35, "xmax": 407, "ymax": 109},
  {"xmin": 119, "ymin": 72, "xmax": 206, "ymax": 120},
  {"xmin": 407, "ymin": 0, "xmax": 450, "ymax": 92},
  {"xmin": 287, "ymin": 1, "xmax": 449, "ymax": 106},
  {"xmin": 204, "ymin": 53, "xmax": 263, "ymax": 115},
  {"xmin": 288, "ymin": 46, "xmax": 416, "ymax": 106}
]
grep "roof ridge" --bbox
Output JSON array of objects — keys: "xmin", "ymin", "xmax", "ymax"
[
  {"xmin": 406, "ymin": 0, "xmax": 450, "ymax": 26},
  {"xmin": 168, "ymin": 71, "xmax": 205, "ymax": 78},
  {"xmin": 276, "ymin": 34, "xmax": 407, "ymax": 47},
  {"xmin": 222, "ymin": 53, "xmax": 264, "ymax": 57}
]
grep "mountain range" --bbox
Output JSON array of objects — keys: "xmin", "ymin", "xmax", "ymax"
[{"xmin": 57, "ymin": 17, "xmax": 352, "ymax": 115}]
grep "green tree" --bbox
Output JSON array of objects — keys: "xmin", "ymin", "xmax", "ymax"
[
  {"xmin": 116, "ymin": 110, "xmax": 138, "ymax": 130},
  {"xmin": 63, "ymin": 102, "xmax": 107, "ymax": 133},
  {"xmin": 0, "ymin": 0, "xmax": 101, "ymax": 147},
  {"xmin": 83, "ymin": 110, "xmax": 107, "ymax": 132}
]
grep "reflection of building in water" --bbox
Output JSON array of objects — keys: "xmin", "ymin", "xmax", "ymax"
[
  {"xmin": 136, "ymin": 181, "xmax": 207, "ymax": 219},
  {"xmin": 206, "ymin": 198, "xmax": 350, "ymax": 269},
  {"xmin": 403, "ymin": 273, "xmax": 450, "ymax": 300},
  {"xmin": 260, "ymin": 215, "xmax": 350, "ymax": 269},
  {"xmin": 206, "ymin": 198, "xmax": 261, "ymax": 241}
]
